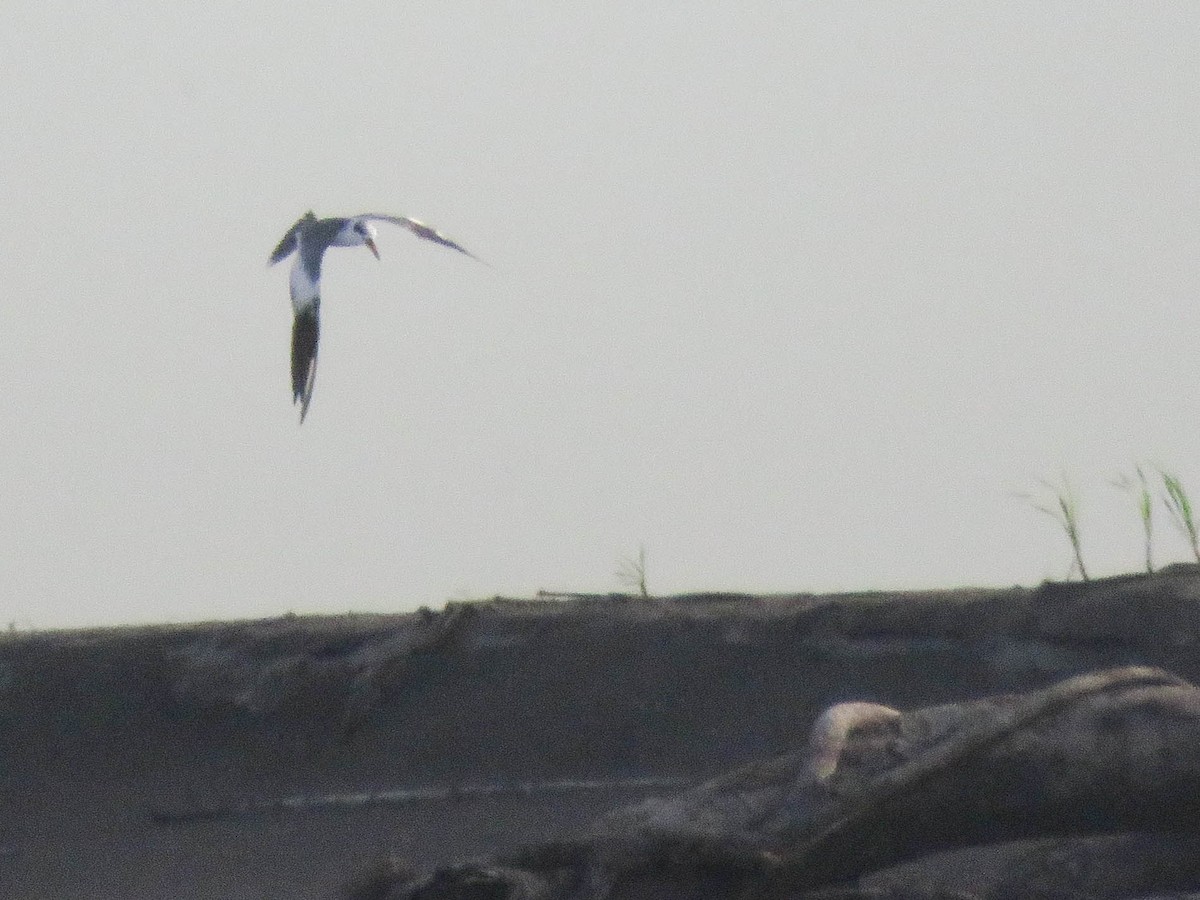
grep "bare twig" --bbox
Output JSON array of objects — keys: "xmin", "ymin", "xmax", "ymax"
[{"xmin": 616, "ymin": 544, "xmax": 650, "ymax": 598}]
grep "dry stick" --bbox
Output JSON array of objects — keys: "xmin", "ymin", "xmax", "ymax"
[
  {"xmin": 148, "ymin": 775, "xmax": 691, "ymax": 826},
  {"xmin": 770, "ymin": 666, "xmax": 1187, "ymax": 891}
]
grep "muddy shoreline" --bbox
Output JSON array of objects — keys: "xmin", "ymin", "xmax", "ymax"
[{"xmin": 3, "ymin": 570, "xmax": 1199, "ymax": 898}]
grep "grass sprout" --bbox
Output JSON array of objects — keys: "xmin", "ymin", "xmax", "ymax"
[
  {"xmin": 1160, "ymin": 470, "xmax": 1200, "ymax": 563},
  {"xmin": 1111, "ymin": 465, "xmax": 1154, "ymax": 574},
  {"xmin": 1019, "ymin": 474, "xmax": 1089, "ymax": 581}
]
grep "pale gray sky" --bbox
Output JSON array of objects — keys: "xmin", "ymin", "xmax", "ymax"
[{"xmin": 3, "ymin": 3, "xmax": 1199, "ymax": 628}]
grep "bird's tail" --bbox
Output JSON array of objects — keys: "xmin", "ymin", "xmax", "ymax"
[{"xmin": 292, "ymin": 305, "xmax": 320, "ymax": 423}]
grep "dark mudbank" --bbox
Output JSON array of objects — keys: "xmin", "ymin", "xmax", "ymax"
[{"xmin": 3, "ymin": 568, "xmax": 1200, "ymax": 899}]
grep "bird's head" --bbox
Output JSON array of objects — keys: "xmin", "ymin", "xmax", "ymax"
[{"xmin": 352, "ymin": 219, "xmax": 380, "ymax": 259}]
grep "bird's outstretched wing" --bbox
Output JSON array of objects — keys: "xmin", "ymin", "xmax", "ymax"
[
  {"xmin": 356, "ymin": 214, "xmax": 482, "ymax": 262},
  {"xmin": 292, "ymin": 305, "xmax": 320, "ymax": 424},
  {"xmin": 269, "ymin": 211, "xmax": 318, "ymax": 266}
]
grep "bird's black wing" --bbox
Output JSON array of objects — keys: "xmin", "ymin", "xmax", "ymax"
[
  {"xmin": 292, "ymin": 303, "xmax": 320, "ymax": 423},
  {"xmin": 270, "ymin": 211, "xmax": 317, "ymax": 266}
]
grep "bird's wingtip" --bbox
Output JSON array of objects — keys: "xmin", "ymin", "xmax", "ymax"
[{"xmin": 295, "ymin": 389, "xmax": 313, "ymax": 424}]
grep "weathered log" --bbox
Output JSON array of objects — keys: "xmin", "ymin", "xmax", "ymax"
[
  {"xmin": 771, "ymin": 666, "xmax": 1196, "ymax": 888},
  {"xmin": 375, "ymin": 666, "xmax": 1200, "ymax": 900}
]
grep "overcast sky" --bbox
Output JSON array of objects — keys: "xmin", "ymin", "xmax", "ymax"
[{"xmin": 2, "ymin": 3, "xmax": 1199, "ymax": 628}]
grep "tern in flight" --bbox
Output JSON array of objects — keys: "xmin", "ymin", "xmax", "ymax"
[{"xmin": 269, "ymin": 211, "xmax": 478, "ymax": 423}]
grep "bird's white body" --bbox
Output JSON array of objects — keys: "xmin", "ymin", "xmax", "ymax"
[
  {"xmin": 288, "ymin": 219, "xmax": 378, "ymax": 312},
  {"xmin": 288, "ymin": 259, "xmax": 320, "ymax": 312}
]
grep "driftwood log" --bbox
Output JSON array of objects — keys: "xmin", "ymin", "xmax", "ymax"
[{"xmin": 352, "ymin": 666, "xmax": 1200, "ymax": 900}]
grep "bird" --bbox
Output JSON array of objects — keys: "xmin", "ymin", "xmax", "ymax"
[{"xmin": 268, "ymin": 211, "xmax": 479, "ymax": 423}]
